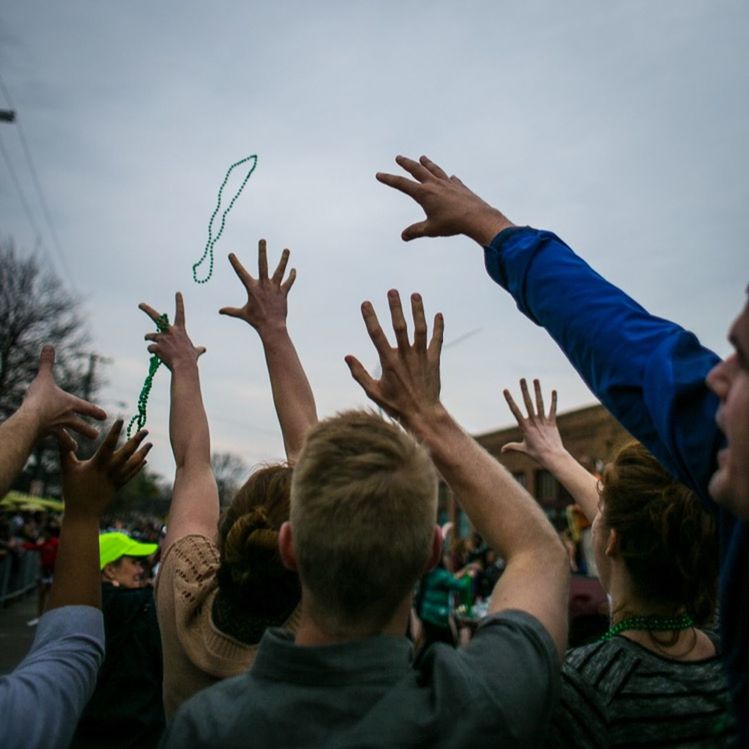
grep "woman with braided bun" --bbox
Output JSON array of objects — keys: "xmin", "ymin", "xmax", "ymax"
[
  {"xmin": 502, "ymin": 378, "xmax": 735, "ymax": 748},
  {"xmin": 142, "ymin": 240, "xmax": 315, "ymax": 718}
]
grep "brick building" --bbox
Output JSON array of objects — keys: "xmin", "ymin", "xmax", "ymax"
[{"xmin": 439, "ymin": 403, "xmax": 633, "ymax": 536}]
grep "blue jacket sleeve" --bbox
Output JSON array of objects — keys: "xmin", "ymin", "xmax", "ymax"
[{"xmin": 484, "ymin": 226, "xmax": 724, "ymax": 506}]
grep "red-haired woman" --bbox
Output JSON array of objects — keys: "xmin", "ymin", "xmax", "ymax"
[{"xmin": 503, "ymin": 379, "xmax": 735, "ymax": 747}]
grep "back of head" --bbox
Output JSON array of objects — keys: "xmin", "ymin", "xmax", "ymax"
[
  {"xmin": 291, "ymin": 410, "xmax": 438, "ymax": 632},
  {"xmin": 216, "ymin": 464, "xmax": 300, "ymax": 631},
  {"xmin": 601, "ymin": 441, "xmax": 718, "ymax": 625}
]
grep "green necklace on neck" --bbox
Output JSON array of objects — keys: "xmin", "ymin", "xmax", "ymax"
[{"xmin": 600, "ymin": 612, "xmax": 694, "ymax": 642}]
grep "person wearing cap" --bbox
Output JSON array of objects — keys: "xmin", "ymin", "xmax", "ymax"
[
  {"xmin": 70, "ymin": 532, "xmax": 164, "ymax": 749},
  {"xmin": 99, "ymin": 531, "xmax": 158, "ymax": 589}
]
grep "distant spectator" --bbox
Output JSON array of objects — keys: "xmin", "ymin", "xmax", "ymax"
[{"xmin": 71, "ymin": 532, "xmax": 164, "ymax": 749}]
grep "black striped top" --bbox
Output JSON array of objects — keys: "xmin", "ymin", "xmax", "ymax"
[{"xmin": 547, "ymin": 634, "xmax": 736, "ymax": 747}]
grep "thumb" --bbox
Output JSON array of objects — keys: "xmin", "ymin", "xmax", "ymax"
[
  {"xmin": 402, "ymin": 220, "xmax": 430, "ymax": 242},
  {"xmin": 501, "ymin": 442, "xmax": 525, "ymax": 454},
  {"xmin": 54, "ymin": 428, "xmax": 78, "ymax": 454},
  {"xmin": 196, "ymin": 346, "xmax": 207, "ymax": 358},
  {"xmin": 38, "ymin": 345, "xmax": 55, "ymax": 373},
  {"xmin": 218, "ymin": 307, "xmax": 242, "ymax": 318},
  {"xmin": 58, "ymin": 441, "xmax": 79, "ymax": 472},
  {"xmin": 345, "ymin": 355, "xmax": 378, "ymax": 399}
]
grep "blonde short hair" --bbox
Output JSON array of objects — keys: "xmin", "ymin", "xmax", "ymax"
[{"xmin": 291, "ymin": 410, "xmax": 438, "ymax": 630}]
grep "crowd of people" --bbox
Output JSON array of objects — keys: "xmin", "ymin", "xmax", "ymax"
[{"xmin": 0, "ymin": 153, "xmax": 746, "ymax": 748}]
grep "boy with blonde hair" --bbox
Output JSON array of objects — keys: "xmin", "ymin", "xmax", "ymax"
[{"xmin": 164, "ymin": 291, "xmax": 568, "ymax": 748}]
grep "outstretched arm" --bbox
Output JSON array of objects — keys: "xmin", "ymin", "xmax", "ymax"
[
  {"xmin": 377, "ymin": 154, "xmax": 721, "ymax": 504},
  {"xmin": 0, "ymin": 420, "xmax": 149, "ymax": 749},
  {"xmin": 53, "ymin": 419, "xmax": 151, "ymax": 611},
  {"xmin": 140, "ymin": 293, "xmax": 217, "ymax": 549},
  {"xmin": 0, "ymin": 346, "xmax": 107, "ymax": 498},
  {"xmin": 220, "ymin": 239, "xmax": 317, "ymax": 462},
  {"xmin": 346, "ymin": 291, "xmax": 568, "ymax": 658},
  {"xmin": 502, "ymin": 378, "xmax": 600, "ymax": 522}
]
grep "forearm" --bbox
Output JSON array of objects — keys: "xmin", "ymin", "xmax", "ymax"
[
  {"xmin": 411, "ymin": 405, "xmax": 568, "ymax": 656},
  {"xmin": 485, "ymin": 227, "xmax": 723, "ymax": 502},
  {"xmin": 0, "ymin": 407, "xmax": 41, "ymax": 497},
  {"xmin": 535, "ymin": 449, "xmax": 600, "ymax": 523},
  {"xmin": 164, "ymin": 361, "xmax": 219, "ymax": 546},
  {"xmin": 169, "ymin": 362, "xmax": 211, "ymax": 469},
  {"xmin": 258, "ymin": 323, "xmax": 317, "ymax": 462},
  {"xmin": 46, "ymin": 511, "xmax": 101, "ymax": 611}
]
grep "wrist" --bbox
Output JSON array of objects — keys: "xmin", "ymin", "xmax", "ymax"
[
  {"xmin": 402, "ymin": 402, "xmax": 454, "ymax": 446},
  {"xmin": 61, "ymin": 507, "xmax": 102, "ymax": 528},
  {"xmin": 256, "ymin": 320, "xmax": 289, "ymax": 340},
  {"xmin": 464, "ymin": 206, "xmax": 514, "ymax": 247},
  {"xmin": 170, "ymin": 357, "xmax": 201, "ymax": 375},
  {"xmin": 12, "ymin": 402, "xmax": 45, "ymax": 438}
]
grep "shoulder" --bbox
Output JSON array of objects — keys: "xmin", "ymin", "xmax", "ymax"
[
  {"xmin": 161, "ymin": 671, "xmax": 252, "ymax": 748},
  {"xmin": 155, "ymin": 534, "xmax": 220, "ymax": 603},
  {"xmin": 563, "ymin": 638, "xmax": 641, "ymax": 699},
  {"xmin": 157, "ymin": 534, "xmax": 220, "ymax": 581},
  {"xmin": 420, "ymin": 611, "xmax": 560, "ymax": 739}
]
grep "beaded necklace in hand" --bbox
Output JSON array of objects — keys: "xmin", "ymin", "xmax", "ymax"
[
  {"xmin": 128, "ymin": 155, "xmax": 258, "ymax": 435},
  {"xmin": 127, "ymin": 314, "xmax": 169, "ymax": 438},
  {"xmin": 600, "ymin": 612, "xmax": 694, "ymax": 642}
]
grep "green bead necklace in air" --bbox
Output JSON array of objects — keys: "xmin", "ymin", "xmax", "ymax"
[
  {"xmin": 192, "ymin": 154, "xmax": 258, "ymax": 283},
  {"xmin": 128, "ymin": 155, "xmax": 258, "ymax": 435},
  {"xmin": 600, "ymin": 612, "xmax": 694, "ymax": 642}
]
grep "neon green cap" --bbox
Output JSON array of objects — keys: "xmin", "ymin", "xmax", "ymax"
[{"xmin": 99, "ymin": 532, "xmax": 159, "ymax": 569}]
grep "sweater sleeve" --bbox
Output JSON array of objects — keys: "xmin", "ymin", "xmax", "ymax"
[
  {"xmin": 484, "ymin": 226, "xmax": 724, "ymax": 507},
  {"xmin": 0, "ymin": 605, "xmax": 105, "ymax": 749}
]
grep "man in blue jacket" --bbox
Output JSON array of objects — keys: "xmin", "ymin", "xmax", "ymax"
[{"xmin": 378, "ymin": 153, "xmax": 748, "ymax": 743}]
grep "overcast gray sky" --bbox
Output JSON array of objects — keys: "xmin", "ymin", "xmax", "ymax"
[{"xmin": 1, "ymin": 1, "xmax": 747, "ymax": 483}]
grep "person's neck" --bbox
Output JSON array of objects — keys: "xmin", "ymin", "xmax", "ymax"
[
  {"xmin": 294, "ymin": 595, "xmax": 411, "ymax": 647},
  {"xmin": 606, "ymin": 568, "xmax": 713, "ymax": 660},
  {"xmin": 607, "ymin": 567, "xmax": 681, "ymax": 622}
]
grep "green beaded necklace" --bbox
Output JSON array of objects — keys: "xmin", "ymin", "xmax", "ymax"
[
  {"xmin": 600, "ymin": 612, "xmax": 694, "ymax": 642},
  {"xmin": 127, "ymin": 155, "xmax": 258, "ymax": 436},
  {"xmin": 192, "ymin": 154, "xmax": 258, "ymax": 284},
  {"xmin": 127, "ymin": 314, "xmax": 169, "ymax": 438}
]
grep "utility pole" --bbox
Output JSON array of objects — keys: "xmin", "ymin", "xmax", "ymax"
[{"xmin": 80, "ymin": 352, "xmax": 112, "ymax": 403}]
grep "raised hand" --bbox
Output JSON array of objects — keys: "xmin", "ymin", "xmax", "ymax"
[
  {"xmin": 376, "ymin": 155, "xmax": 513, "ymax": 245},
  {"xmin": 502, "ymin": 378, "xmax": 565, "ymax": 464},
  {"xmin": 346, "ymin": 289, "xmax": 444, "ymax": 430},
  {"xmin": 61, "ymin": 419, "xmax": 151, "ymax": 519},
  {"xmin": 140, "ymin": 292, "xmax": 206, "ymax": 371},
  {"xmin": 22, "ymin": 345, "xmax": 107, "ymax": 447},
  {"xmin": 219, "ymin": 239, "xmax": 296, "ymax": 335}
]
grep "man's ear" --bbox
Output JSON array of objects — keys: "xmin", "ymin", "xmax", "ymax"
[
  {"xmin": 421, "ymin": 525, "xmax": 443, "ymax": 574},
  {"xmin": 278, "ymin": 521, "xmax": 298, "ymax": 572},
  {"xmin": 604, "ymin": 527, "xmax": 620, "ymax": 559},
  {"xmin": 102, "ymin": 563, "xmax": 115, "ymax": 580}
]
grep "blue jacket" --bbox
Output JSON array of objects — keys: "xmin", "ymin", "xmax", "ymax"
[{"xmin": 485, "ymin": 226, "xmax": 747, "ymax": 740}]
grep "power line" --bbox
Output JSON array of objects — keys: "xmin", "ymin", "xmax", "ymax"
[
  {"xmin": 0, "ymin": 73, "xmax": 77, "ymax": 290},
  {"xmin": 0, "ymin": 133, "xmax": 43, "ymax": 249}
]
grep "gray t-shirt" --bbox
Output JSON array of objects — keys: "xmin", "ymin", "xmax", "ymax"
[
  {"xmin": 162, "ymin": 609, "xmax": 559, "ymax": 748},
  {"xmin": 548, "ymin": 634, "xmax": 736, "ymax": 747}
]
